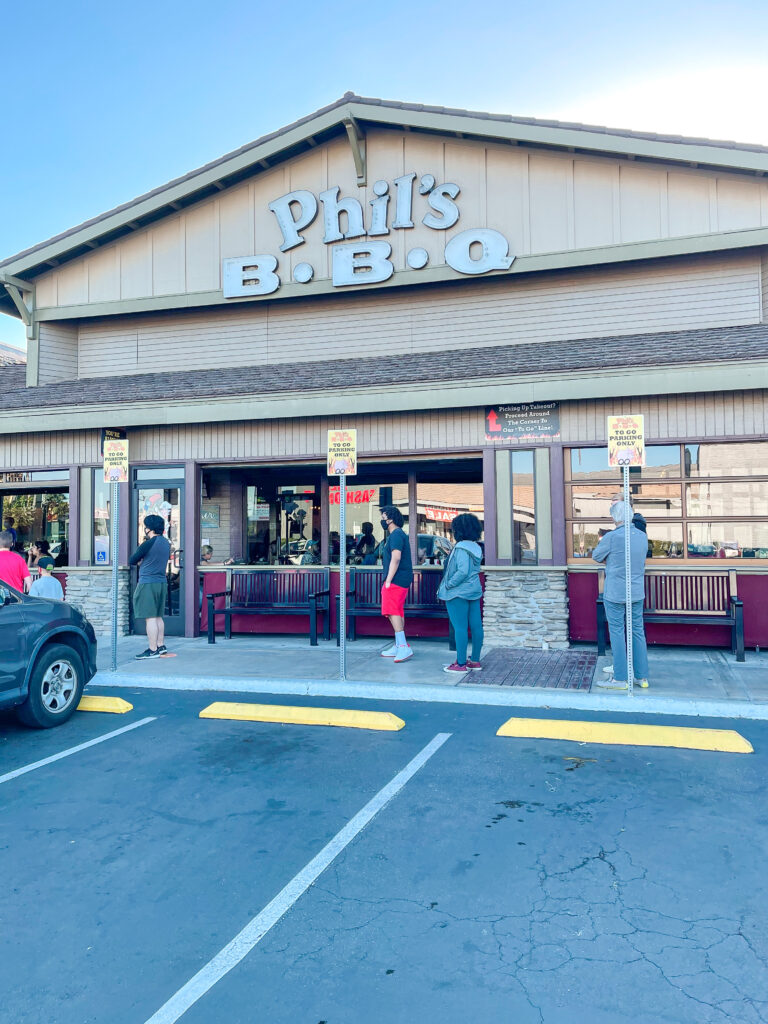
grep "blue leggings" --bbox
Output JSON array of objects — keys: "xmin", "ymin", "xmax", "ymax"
[{"xmin": 446, "ymin": 598, "xmax": 484, "ymax": 664}]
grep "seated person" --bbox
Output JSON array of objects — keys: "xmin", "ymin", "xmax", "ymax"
[
  {"xmin": 27, "ymin": 539, "xmax": 51, "ymax": 568},
  {"xmin": 353, "ymin": 522, "xmax": 377, "ymax": 564}
]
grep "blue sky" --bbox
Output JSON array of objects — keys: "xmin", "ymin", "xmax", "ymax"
[{"xmin": 2, "ymin": 0, "xmax": 767, "ymax": 349}]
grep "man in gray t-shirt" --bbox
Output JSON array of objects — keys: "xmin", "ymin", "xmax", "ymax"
[
  {"xmin": 130, "ymin": 514, "xmax": 172, "ymax": 660},
  {"xmin": 29, "ymin": 556, "xmax": 64, "ymax": 600}
]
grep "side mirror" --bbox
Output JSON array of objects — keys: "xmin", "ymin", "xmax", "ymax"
[{"xmin": 0, "ymin": 586, "xmax": 12, "ymax": 606}]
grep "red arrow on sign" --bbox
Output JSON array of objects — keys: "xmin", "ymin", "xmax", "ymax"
[{"xmin": 486, "ymin": 409, "xmax": 502, "ymax": 432}]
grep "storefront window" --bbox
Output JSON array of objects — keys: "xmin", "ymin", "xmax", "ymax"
[
  {"xmin": 512, "ymin": 450, "xmax": 536, "ymax": 564},
  {"xmin": 246, "ymin": 483, "xmax": 320, "ymax": 565},
  {"xmin": 685, "ymin": 442, "xmax": 768, "ymax": 477},
  {"xmin": 1, "ymin": 490, "xmax": 69, "ymax": 562},
  {"xmin": 328, "ymin": 483, "xmax": 408, "ymax": 565},
  {"xmin": 571, "ymin": 483, "xmax": 682, "ymax": 518},
  {"xmin": 92, "ymin": 473, "xmax": 111, "ymax": 565},
  {"xmin": 415, "ymin": 482, "xmax": 483, "ymax": 565},
  {"xmin": 565, "ymin": 441, "xmax": 768, "ymax": 561},
  {"xmin": 687, "ymin": 522, "xmax": 768, "ymax": 559},
  {"xmin": 570, "ymin": 445, "xmax": 680, "ymax": 479}
]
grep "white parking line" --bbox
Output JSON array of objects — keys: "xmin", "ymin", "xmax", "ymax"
[
  {"xmin": 0, "ymin": 717, "xmax": 157, "ymax": 785},
  {"xmin": 144, "ymin": 731, "xmax": 452, "ymax": 1024}
]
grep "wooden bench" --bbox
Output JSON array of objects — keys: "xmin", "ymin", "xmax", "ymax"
[
  {"xmin": 336, "ymin": 567, "xmax": 453, "ymax": 646},
  {"xmin": 206, "ymin": 568, "xmax": 330, "ymax": 645},
  {"xmin": 597, "ymin": 569, "xmax": 745, "ymax": 661}
]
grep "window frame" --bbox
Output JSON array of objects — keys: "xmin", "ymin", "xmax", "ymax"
[{"xmin": 564, "ymin": 441, "xmax": 768, "ymax": 564}]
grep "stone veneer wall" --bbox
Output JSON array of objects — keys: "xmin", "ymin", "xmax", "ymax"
[
  {"xmin": 62, "ymin": 569, "xmax": 130, "ymax": 637},
  {"xmin": 482, "ymin": 569, "xmax": 569, "ymax": 650}
]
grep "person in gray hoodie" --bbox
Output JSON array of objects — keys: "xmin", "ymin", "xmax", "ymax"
[{"xmin": 438, "ymin": 513, "xmax": 484, "ymax": 674}]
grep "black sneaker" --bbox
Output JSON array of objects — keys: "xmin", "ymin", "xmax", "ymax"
[
  {"xmin": 135, "ymin": 648, "xmax": 160, "ymax": 660},
  {"xmin": 156, "ymin": 645, "xmax": 168, "ymax": 656}
]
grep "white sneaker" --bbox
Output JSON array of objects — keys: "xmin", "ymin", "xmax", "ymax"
[
  {"xmin": 380, "ymin": 643, "xmax": 398, "ymax": 658},
  {"xmin": 602, "ymin": 664, "xmax": 614, "ymax": 674},
  {"xmin": 393, "ymin": 645, "xmax": 413, "ymax": 663},
  {"xmin": 595, "ymin": 677, "xmax": 628, "ymax": 690},
  {"xmin": 634, "ymin": 678, "xmax": 649, "ymax": 689}
]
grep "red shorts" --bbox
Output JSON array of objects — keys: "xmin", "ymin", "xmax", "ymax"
[{"xmin": 381, "ymin": 583, "xmax": 408, "ymax": 618}]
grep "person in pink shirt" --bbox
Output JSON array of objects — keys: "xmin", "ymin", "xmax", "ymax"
[{"xmin": 0, "ymin": 530, "xmax": 31, "ymax": 593}]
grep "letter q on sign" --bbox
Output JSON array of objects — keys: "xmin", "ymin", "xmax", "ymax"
[{"xmin": 444, "ymin": 229, "xmax": 514, "ymax": 276}]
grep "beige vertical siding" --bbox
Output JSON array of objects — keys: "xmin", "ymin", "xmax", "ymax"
[
  {"xmin": 558, "ymin": 391, "xmax": 768, "ymax": 443},
  {"xmin": 1, "ymin": 392, "xmax": 766, "ymax": 471},
  {"xmin": 32, "ymin": 130, "xmax": 768, "ymax": 309},
  {"xmin": 38, "ymin": 322, "xmax": 78, "ymax": 384},
  {"xmin": 74, "ymin": 253, "xmax": 761, "ymax": 379}
]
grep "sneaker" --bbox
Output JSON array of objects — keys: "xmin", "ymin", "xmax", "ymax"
[
  {"xmin": 135, "ymin": 648, "xmax": 160, "ymax": 660},
  {"xmin": 157, "ymin": 645, "xmax": 168, "ymax": 656},
  {"xmin": 602, "ymin": 664, "xmax": 614, "ymax": 674},
  {"xmin": 466, "ymin": 660, "xmax": 483, "ymax": 671},
  {"xmin": 595, "ymin": 676, "xmax": 628, "ymax": 689},
  {"xmin": 393, "ymin": 645, "xmax": 413, "ymax": 663},
  {"xmin": 444, "ymin": 662, "xmax": 469, "ymax": 674},
  {"xmin": 380, "ymin": 643, "xmax": 398, "ymax": 658},
  {"xmin": 634, "ymin": 678, "xmax": 650, "ymax": 689}
]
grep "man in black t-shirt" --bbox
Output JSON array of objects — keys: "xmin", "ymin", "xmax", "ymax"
[
  {"xmin": 379, "ymin": 504, "xmax": 414, "ymax": 663},
  {"xmin": 129, "ymin": 514, "xmax": 172, "ymax": 659}
]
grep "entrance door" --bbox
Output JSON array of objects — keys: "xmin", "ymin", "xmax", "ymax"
[{"xmin": 132, "ymin": 474, "xmax": 185, "ymax": 636}]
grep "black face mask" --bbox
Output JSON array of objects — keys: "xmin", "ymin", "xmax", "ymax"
[{"xmin": 380, "ymin": 519, "xmax": 389, "ymax": 531}]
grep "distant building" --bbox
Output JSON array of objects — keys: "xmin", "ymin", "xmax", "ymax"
[{"xmin": 0, "ymin": 342, "xmax": 25, "ymax": 365}]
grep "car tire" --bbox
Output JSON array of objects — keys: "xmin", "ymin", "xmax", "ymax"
[{"xmin": 16, "ymin": 644, "xmax": 85, "ymax": 729}]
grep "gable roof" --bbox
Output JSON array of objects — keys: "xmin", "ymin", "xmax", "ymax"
[{"xmin": 3, "ymin": 92, "xmax": 768, "ymax": 299}]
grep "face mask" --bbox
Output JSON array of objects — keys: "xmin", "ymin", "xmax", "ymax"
[{"xmin": 380, "ymin": 519, "xmax": 389, "ymax": 531}]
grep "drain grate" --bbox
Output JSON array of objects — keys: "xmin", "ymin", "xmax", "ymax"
[{"xmin": 464, "ymin": 647, "xmax": 596, "ymax": 689}]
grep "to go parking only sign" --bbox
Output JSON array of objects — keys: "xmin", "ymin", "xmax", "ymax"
[{"xmin": 607, "ymin": 415, "xmax": 645, "ymax": 468}]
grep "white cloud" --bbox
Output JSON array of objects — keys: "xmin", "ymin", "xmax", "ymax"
[{"xmin": 543, "ymin": 64, "xmax": 768, "ymax": 146}]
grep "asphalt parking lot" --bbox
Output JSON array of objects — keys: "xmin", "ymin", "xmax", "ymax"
[{"xmin": 2, "ymin": 689, "xmax": 767, "ymax": 1024}]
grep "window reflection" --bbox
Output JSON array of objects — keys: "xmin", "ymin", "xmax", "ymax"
[
  {"xmin": 571, "ymin": 483, "xmax": 682, "ymax": 519},
  {"xmin": 1, "ymin": 490, "xmax": 70, "ymax": 564},
  {"xmin": 686, "ymin": 442, "xmax": 768, "ymax": 477},
  {"xmin": 567, "ymin": 440, "xmax": 768, "ymax": 561},
  {"xmin": 570, "ymin": 445, "xmax": 680, "ymax": 480},
  {"xmin": 512, "ymin": 451, "xmax": 536, "ymax": 564},
  {"xmin": 686, "ymin": 481, "xmax": 768, "ymax": 518},
  {"xmin": 92, "ymin": 473, "xmax": 111, "ymax": 564},
  {"xmin": 570, "ymin": 522, "xmax": 683, "ymax": 559},
  {"xmin": 687, "ymin": 522, "xmax": 768, "ymax": 558},
  {"xmin": 246, "ymin": 484, "xmax": 320, "ymax": 565},
  {"xmin": 328, "ymin": 484, "xmax": 408, "ymax": 565},
  {"xmin": 416, "ymin": 482, "xmax": 483, "ymax": 565}
]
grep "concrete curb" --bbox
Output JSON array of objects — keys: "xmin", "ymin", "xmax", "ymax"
[{"xmin": 90, "ymin": 670, "xmax": 768, "ymax": 721}]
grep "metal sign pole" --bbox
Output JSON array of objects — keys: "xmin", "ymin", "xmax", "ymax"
[
  {"xmin": 110, "ymin": 481, "xmax": 120, "ymax": 672},
  {"xmin": 339, "ymin": 473, "xmax": 347, "ymax": 680},
  {"xmin": 623, "ymin": 464, "xmax": 634, "ymax": 696}
]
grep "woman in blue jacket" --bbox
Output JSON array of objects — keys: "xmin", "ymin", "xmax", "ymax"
[{"xmin": 438, "ymin": 513, "xmax": 484, "ymax": 674}]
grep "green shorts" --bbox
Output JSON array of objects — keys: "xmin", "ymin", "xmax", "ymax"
[{"xmin": 133, "ymin": 581, "xmax": 167, "ymax": 618}]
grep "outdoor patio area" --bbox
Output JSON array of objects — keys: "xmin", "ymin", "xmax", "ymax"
[{"xmin": 94, "ymin": 635, "xmax": 768, "ymax": 706}]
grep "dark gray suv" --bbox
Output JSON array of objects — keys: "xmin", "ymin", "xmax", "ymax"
[{"xmin": 0, "ymin": 583, "xmax": 97, "ymax": 728}]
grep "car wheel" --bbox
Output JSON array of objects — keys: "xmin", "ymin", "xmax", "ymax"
[{"xmin": 16, "ymin": 644, "xmax": 85, "ymax": 729}]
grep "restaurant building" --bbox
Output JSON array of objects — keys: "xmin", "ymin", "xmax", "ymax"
[{"xmin": 1, "ymin": 94, "xmax": 767, "ymax": 649}]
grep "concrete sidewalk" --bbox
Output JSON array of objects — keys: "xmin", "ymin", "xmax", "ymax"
[{"xmin": 91, "ymin": 634, "xmax": 768, "ymax": 720}]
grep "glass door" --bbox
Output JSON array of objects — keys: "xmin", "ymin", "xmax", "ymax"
[{"xmin": 132, "ymin": 472, "xmax": 185, "ymax": 636}]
